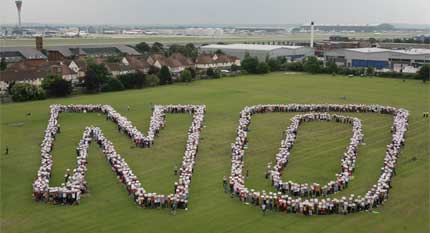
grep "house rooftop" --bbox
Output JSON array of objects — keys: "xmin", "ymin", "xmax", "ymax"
[
  {"xmin": 47, "ymin": 45, "xmax": 141, "ymax": 57},
  {"xmin": 0, "ymin": 47, "xmax": 47, "ymax": 60}
]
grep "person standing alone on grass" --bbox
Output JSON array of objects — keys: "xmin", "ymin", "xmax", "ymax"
[
  {"xmin": 5, "ymin": 145, "xmax": 8, "ymax": 155},
  {"xmin": 223, "ymin": 176, "xmax": 228, "ymax": 193}
]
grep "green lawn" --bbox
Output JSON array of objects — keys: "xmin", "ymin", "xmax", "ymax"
[{"xmin": 1, "ymin": 73, "xmax": 429, "ymax": 233}]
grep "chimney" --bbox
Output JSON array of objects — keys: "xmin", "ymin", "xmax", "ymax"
[
  {"xmin": 310, "ymin": 21, "xmax": 315, "ymax": 48},
  {"xmin": 36, "ymin": 36, "xmax": 43, "ymax": 51}
]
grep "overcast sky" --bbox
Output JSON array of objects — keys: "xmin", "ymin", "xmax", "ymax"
[{"xmin": 1, "ymin": 0, "xmax": 429, "ymax": 25}]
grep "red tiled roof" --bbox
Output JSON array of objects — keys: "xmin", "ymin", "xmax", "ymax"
[
  {"xmin": 195, "ymin": 54, "xmax": 214, "ymax": 65},
  {"xmin": 0, "ymin": 61, "xmax": 76, "ymax": 82}
]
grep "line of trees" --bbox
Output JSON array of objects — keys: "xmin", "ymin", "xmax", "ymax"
[
  {"xmin": 241, "ymin": 54, "xmax": 430, "ymax": 83},
  {"xmin": 135, "ymin": 42, "xmax": 199, "ymax": 59},
  {"xmin": 7, "ymin": 51, "xmax": 429, "ymax": 102}
]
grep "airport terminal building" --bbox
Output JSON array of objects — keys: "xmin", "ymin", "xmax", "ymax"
[
  {"xmin": 324, "ymin": 48, "xmax": 430, "ymax": 70},
  {"xmin": 200, "ymin": 44, "xmax": 314, "ymax": 61}
]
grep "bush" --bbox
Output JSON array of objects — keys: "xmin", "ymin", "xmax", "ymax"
[
  {"xmin": 207, "ymin": 68, "xmax": 221, "ymax": 79},
  {"xmin": 231, "ymin": 64, "xmax": 240, "ymax": 72},
  {"xmin": 10, "ymin": 83, "xmax": 46, "ymax": 102},
  {"xmin": 212, "ymin": 69, "xmax": 221, "ymax": 79},
  {"xmin": 324, "ymin": 61, "xmax": 338, "ymax": 74},
  {"xmin": 118, "ymin": 73, "xmax": 145, "ymax": 89},
  {"xmin": 267, "ymin": 58, "xmax": 281, "ymax": 71},
  {"xmin": 303, "ymin": 56, "xmax": 322, "ymax": 74},
  {"xmin": 376, "ymin": 71, "xmax": 417, "ymax": 79},
  {"xmin": 180, "ymin": 69, "xmax": 193, "ymax": 82},
  {"xmin": 206, "ymin": 68, "xmax": 215, "ymax": 77},
  {"xmin": 101, "ymin": 78, "xmax": 125, "ymax": 92},
  {"xmin": 285, "ymin": 61, "xmax": 304, "ymax": 71},
  {"xmin": 256, "ymin": 62, "xmax": 270, "ymax": 74},
  {"xmin": 145, "ymin": 74, "xmax": 160, "ymax": 87},
  {"xmin": 41, "ymin": 75, "xmax": 72, "ymax": 97},
  {"xmin": 418, "ymin": 64, "xmax": 430, "ymax": 82}
]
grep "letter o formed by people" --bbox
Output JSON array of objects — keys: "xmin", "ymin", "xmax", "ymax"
[{"xmin": 228, "ymin": 104, "xmax": 408, "ymax": 215}]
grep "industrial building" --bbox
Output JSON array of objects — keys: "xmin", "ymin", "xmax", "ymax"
[
  {"xmin": 200, "ymin": 44, "xmax": 314, "ymax": 61},
  {"xmin": 324, "ymin": 48, "xmax": 430, "ymax": 71},
  {"xmin": 0, "ymin": 47, "xmax": 47, "ymax": 63},
  {"xmin": 296, "ymin": 23, "xmax": 396, "ymax": 32},
  {"xmin": 47, "ymin": 44, "xmax": 141, "ymax": 60}
]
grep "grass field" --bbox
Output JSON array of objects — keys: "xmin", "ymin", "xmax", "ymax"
[
  {"xmin": 1, "ymin": 73, "xmax": 429, "ymax": 233},
  {"xmin": 1, "ymin": 31, "xmax": 421, "ymax": 47}
]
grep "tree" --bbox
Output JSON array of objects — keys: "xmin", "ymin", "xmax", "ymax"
[
  {"xmin": 168, "ymin": 43, "xmax": 198, "ymax": 59},
  {"xmin": 41, "ymin": 75, "xmax": 72, "ymax": 97},
  {"xmin": 10, "ymin": 83, "xmax": 46, "ymax": 102},
  {"xmin": 366, "ymin": 67, "xmax": 375, "ymax": 76},
  {"xmin": 145, "ymin": 74, "xmax": 160, "ymax": 87},
  {"xmin": 215, "ymin": 49, "xmax": 225, "ymax": 55},
  {"xmin": 187, "ymin": 68, "xmax": 197, "ymax": 79},
  {"xmin": 418, "ymin": 64, "xmax": 430, "ymax": 83},
  {"xmin": 158, "ymin": 65, "xmax": 172, "ymax": 85},
  {"xmin": 185, "ymin": 43, "xmax": 198, "ymax": 59},
  {"xmin": 303, "ymin": 56, "xmax": 322, "ymax": 74},
  {"xmin": 369, "ymin": 38, "xmax": 377, "ymax": 44},
  {"xmin": 136, "ymin": 42, "xmax": 151, "ymax": 53},
  {"xmin": 148, "ymin": 66, "xmax": 160, "ymax": 75},
  {"xmin": 101, "ymin": 78, "xmax": 125, "ymax": 92},
  {"xmin": 180, "ymin": 69, "xmax": 192, "ymax": 82},
  {"xmin": 241, "ymin": 55, "xmax": 259, "ymax": 74},
  {"xmin": 84, "ymin": 63, "xmax": 111, "ymax": 92},
  {"xmin": 118, "ymin": 73, "xmax": 145, "ymax": 89},
  {"xmin": 168, "ymin": 44, "xmax": 186, "ymax": 56},
  {"xmin": 106, "ymin": 55, "xmax": 121, "ymax": 63},
  {"xmin": 0, "ymin": 57, "xmax": 7, "ymax": 71},
  {"xmin": 325, "ymin": 61, "xmax": 338, "ymax": 74},
  {"xmin": 256, "ymin": 62, "xmax": 270, "ymax": 74},
  {"xmin": 151, "ymin": 42, "xmax": 164, "ymax": 54},
  {"xmin": 267, "ymin": 58, "xmax": 281, "ymax": 71}
]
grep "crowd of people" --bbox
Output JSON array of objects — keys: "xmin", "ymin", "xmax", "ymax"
[
  {"xmin": 269, "ymin": 113, "xmax": 363, "ymax": 197},
  {"xmin": 33, "ymin": 104, "xmax": 206, "ymax": 210},
  {"xmin": 229, "ymin": 104, "xmax": 409, "ymax": 215}
]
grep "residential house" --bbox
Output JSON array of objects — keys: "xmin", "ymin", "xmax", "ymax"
[
  {"xmin": 195, "ymin": 53, "xmax": 217, "ymax": 69},
  {"xmin": 212, "ymin": 54, "xmax": 241, "ymax": 69},
  {"xmin": 126, "ymin": 56, "xmax": 151, "ymax": 74},
  {"xmin": 0, "ymin": 61, "xmax": 78, "ymax": 92},
  {"xmin": 147, "ymin": 54, "xmax": 169, "ymax": 69},
  {"xmin": 195, "ymin": 53, "xmax": 240, "ymax": 70},
  {"xmin": 65, "ymin": 60, "xmax": 87, "ymax": 78}
]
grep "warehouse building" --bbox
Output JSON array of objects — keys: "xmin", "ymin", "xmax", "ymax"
[
  {"xmin": 0, "ymin": 47, "xmax": 47, "ymax": 64},
  {"xmin": 200, "ymin": 44, "xmax": 314, "ymax": 61},
  {"xmin": 324, "ymin": 48, "xmax": 430, "ymax": 71}
]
